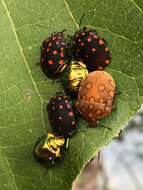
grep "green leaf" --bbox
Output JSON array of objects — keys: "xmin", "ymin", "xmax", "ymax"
[{"xmin": 0, "ymin": 0, "xmax": 143, "ymax": 189}]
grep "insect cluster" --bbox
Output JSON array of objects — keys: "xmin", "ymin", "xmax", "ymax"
[{"xmin": 34, "ymin": 26, "xmax": 116, "ymax": 168}]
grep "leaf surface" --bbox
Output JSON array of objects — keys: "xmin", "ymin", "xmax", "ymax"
[{"xmin": 0, "ymin": 0, "xmax": 143, "ymax": 189}]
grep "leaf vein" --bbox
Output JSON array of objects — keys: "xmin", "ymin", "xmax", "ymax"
[
  {"xmin": 130, "ymin": 0, "xmax": 143, "ymax": 15},
  {"xmin": 1, "ymin": 149, "xmax": 19, "ymax": 190},
  {"xmin": 63, "ymin": 0, "xmax": 79, "ymax": 29}
]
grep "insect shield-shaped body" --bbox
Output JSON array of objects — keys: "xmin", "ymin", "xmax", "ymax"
[
  {"xmin": 60, "ymin": 61, "xmax": 88, "ymax": 97},
  {"xmin": 47, "ymin": 95, "xmax": 77, "ymax": 138},
  {"xmin": 40, "ymin": 31, "xmax": 68, "ymax": 78},
  {"xmin": 75, "ymin": 71, "xmax": 115, "ymax": 125},
  {"xmin": 71, "ymin": 27, "xmax": 111, "ymax": 71},
  {"xmin": 34, "ymin": 132, "xmax": 65, "ymax": 167}
]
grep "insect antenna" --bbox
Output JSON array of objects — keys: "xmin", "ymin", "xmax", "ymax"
[{"xmin": 79, "ymin": 13, "xmax": 86, "ymax": 29}]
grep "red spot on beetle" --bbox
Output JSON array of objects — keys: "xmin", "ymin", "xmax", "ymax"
[
  {"xmin": 81, "ymin": 42, "xmax": 84, "ymax": 46},
  {"xmin": 61, "ymin": 47, "xmax": 64, "ymax": 51},
  {"xmin": 66, "ymin": 103, "xmax": 71, "ymax": 109},
  {"xmin": 92, "ymin": 48, "xmax": 96, "ymax": 52},
  {"xmin": 81, "ymin": 32, "xmax": 85, "ymax": 36},
  {"xmin": 93, "ymin": 35, "xmax": 98, "ymax": 39},
  {"xmin": 48, "ymin": 60, "xmax": 53, "ymax": 65},
  {"xmin": 59, "ymin": 60, "xmax": 64, "ymax": 65},
  {"xmin": 105, "ymin": 47, "xmax": 109, "ymax": 52},
  {"xmin": 53, "ymin": 50, "xmax": 58, "ymax": 55},
  {"xmin": 105, "ymin": 60, "xmax": 110, "ymax": 64},
  {"xmin": 99, "ymin": 39, "xmax": 104, "ymax": 45},
  {"xmin": 60, "ymin": 52, "xmax": 64, "ymax": 57},
  {"xmin": 68, "ymin": 111, "xmax": 73, "ymax": 117},
  {"xmin": 59, "ymin": 105, "xmax": 64, "ymax": 109},
  {"xmin": 52, "ymin": 37, "xmax": 56, "ymax": 40},
  {"xmin": 87, "ymin": 38, "xmax": 92, "ymax": 42},
  {"xmin": 48, "ymin": 42, "xmax": 52, "ymax": 47}
]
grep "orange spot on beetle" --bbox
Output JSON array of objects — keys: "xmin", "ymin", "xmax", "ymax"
[
  {"xmin": 96, "ymin": 110, "xmax": 102, "ymax": 116},
  {"xmin": 98, "ymin": 84, "xmax": 105, "ymax": 92},
  {"xmin": 109, "ymin": 91, "xmax": 114, "ymax": 97},
  {"xmin": 48, "ymin": 60, "xmax": 53, "ymax": 65},
  {"xmin": 59, "ymin": 60, "xmax": 64, "ymax": 65},
  {"xmin": 105, "ymin": 47, "xmax": 109, "ymax": 52},
  {"xmin": 92, "ymin": 48, "xmax": 96, "ymax": 52}
]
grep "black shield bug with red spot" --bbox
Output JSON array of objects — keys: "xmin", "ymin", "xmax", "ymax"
[
  {"xmin": 40, "ymin": 31, "xmax": 68, "ymax": 79},
  {"xmin": 71, "ymin": 27, "xmax": 111, "ymax": 71},
  {"xmin": 47, "ymin": 94, "xmax": 77, "ymax": 138}
]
